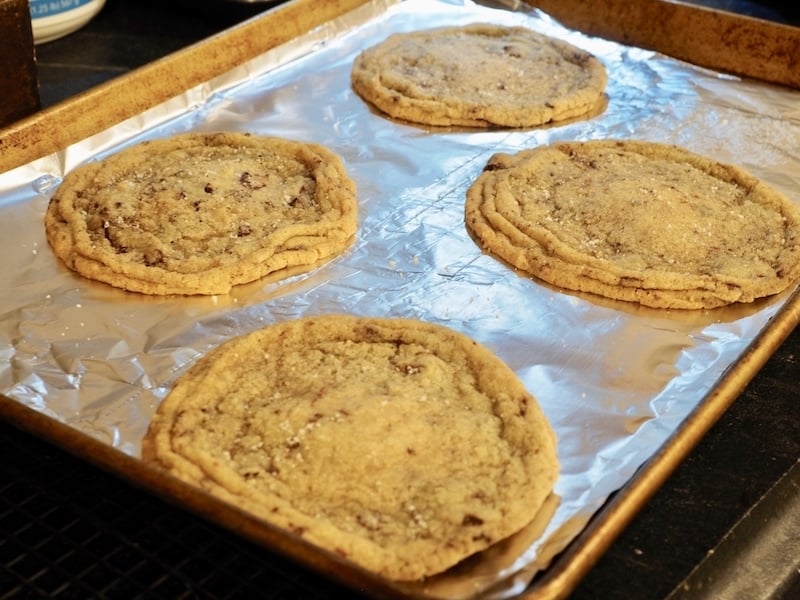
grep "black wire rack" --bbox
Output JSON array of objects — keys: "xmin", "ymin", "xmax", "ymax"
[{"xmin": 0, "ymin": 420, "xmax": 359, "ymax": 600}]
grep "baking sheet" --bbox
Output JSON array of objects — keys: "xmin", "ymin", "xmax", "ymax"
[{"xmin": 2, "ymin": 0, "xmax": 800, "ymax": 598}]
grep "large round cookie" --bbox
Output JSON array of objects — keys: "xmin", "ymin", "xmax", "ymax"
[
  {"xmin": 45, "ymin": 132, "xmax": 358, "ymax": 295},
  {"xmin": 465, "ymin": 140, "xmax": 800, "ymax": 309},
  {"xmin": 351, "ymin": 23, "xmax": 608, "ymax": 128},
  {"xmin": 142, "ymin": 314, "xmax": 559, "ymax": 581}
]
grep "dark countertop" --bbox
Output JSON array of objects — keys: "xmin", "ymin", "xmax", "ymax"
[{"xmin": 3, "ymin": 1, "xmax": 800, "ymax": 599}]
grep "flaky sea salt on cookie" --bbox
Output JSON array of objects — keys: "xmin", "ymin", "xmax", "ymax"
[
  {"xmin": 351, "ymin": 23, "xmax": 607, "ymax": 128},
  {"xmin": 45, "ymin": 132, "xmax": 358, "ymax": 295},
  {"xmin": 465, "ymin": 140, "xmax": 800, "ymax": 309},
  {"xmin": 142, "ymin": 314, "xmax": 559, "ymax": 581}
]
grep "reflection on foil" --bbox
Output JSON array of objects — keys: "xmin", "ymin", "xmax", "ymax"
[
  {"xmin": 32, "ymin": 174, "xmax": 61, "ymax": 196},
  {"xmin": 1, "ymin": 0, "xmax": 799, "ymax": 597}
]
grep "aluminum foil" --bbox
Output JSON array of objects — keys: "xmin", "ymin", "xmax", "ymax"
[{"xmin": 1, "ymin": 0, "xmax": 799, "ymax": 597}]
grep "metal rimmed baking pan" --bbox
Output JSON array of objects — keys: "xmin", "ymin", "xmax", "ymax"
[{"xmin": 1, "ymin": 1, "xmax": 799, "ymax": 598}]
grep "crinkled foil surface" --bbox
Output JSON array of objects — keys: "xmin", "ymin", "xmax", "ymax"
[{"xmin": 2, "ymin": 0, "xmax": 799, "ymax": 597}]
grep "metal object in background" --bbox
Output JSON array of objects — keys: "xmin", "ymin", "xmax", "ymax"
[
  {"xmin": 667, "ymin": 458, "xmax": 800, "ymax": 600},
  {"xmin": 0, "ymin": 0, "xmax": 39, "ymax": 126}
]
